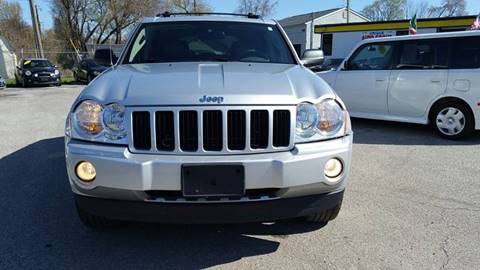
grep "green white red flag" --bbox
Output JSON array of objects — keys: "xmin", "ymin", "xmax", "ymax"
[{"xmin": 409, "ymin": 14, "xmax": 417, "ymax": 35}]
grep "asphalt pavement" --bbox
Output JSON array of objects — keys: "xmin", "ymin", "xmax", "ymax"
[{"xmin": 0, "ymin": 85, "xmax": 479, "ymax": 270}]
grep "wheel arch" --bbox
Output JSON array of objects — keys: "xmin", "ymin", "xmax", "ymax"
[{"xmin": 427, "ymin": 96, "xmax": 474, "ymax": 124}]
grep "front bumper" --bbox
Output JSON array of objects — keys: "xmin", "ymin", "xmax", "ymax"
[
  {"xmin": 75, "ymin": 190, "xmax": 344, "ymax": 224},
  {"xmin": 24, "ymin": 76, "xmax": 60, "ymax": 85},
  {"xmin": 66, "ymin": 135, "xmax": 352, "ymax": 200}
]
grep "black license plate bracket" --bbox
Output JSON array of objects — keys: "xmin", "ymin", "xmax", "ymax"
[{"xmin": 182, "ymin": 165, "xmax": 245, "ymax": 197}]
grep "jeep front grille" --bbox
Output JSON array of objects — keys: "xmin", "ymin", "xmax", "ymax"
[{"xmin": 129, "ymin": 106, "xmax": 295, "ymax": 155}]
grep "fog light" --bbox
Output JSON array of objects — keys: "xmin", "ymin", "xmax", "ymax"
[
  {"xmin": 324, "ymin": 158, "xmax": 343, "ymax": 180},
  {"xmin": 75, "ymin": 161, "xmax": 96, "ymax": 182}
]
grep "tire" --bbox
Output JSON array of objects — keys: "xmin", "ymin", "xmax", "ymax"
[
  {"xmin": 76, "ymin": 202, "xmax": 119, "ymax": 229},
  {"xmin": 22, "ymin": 79, "xmax": 28, "ymax": 88},
  {"xmin": 305, "ymin": 199, "xmax": 343, "ymax": 223},
  {"xmin": 430, "ymin": 101, "xmax": 474, "ymax": 140}
]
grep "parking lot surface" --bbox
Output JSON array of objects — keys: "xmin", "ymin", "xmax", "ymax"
[{"xmin": 0, "ymin": 85, "xmax": 479, "ymax": 270}]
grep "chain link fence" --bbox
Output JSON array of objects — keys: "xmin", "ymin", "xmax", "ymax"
[{"xmin": 4, "ymin": 44, "xmax": 125, "ymax": 80}]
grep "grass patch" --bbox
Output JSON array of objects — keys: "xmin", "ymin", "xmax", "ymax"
[{"xmin": 5, "ymin": 79, "xmax": 16, "ymax": 87}]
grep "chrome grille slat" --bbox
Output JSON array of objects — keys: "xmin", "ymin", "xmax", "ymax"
[{"xmin": 129, "ymin": 106, "xmax": 295, "ymax": 155}]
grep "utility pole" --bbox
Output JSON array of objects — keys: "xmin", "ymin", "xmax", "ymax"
[
  {"xmin": 193, "ymin": 0, "xmax": 197, "ymax": 12},
  {"xmin": 28, "ymin": 0, "xmax": 44, "ymax": 58},
  {"xmin": 346, "ymin": 0, "xmax": 350, "ymax": 23}
]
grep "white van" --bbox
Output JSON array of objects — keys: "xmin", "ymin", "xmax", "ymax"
[{"xmin": 319, "ymin": 31, "xmax": 480, "ymax": 139}]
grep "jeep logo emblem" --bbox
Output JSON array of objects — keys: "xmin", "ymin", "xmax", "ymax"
[{"xmin": 199, "ymin": 95, "xmax": 224, "ymax": 104}]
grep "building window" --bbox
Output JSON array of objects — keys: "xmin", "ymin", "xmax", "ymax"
[
  {"xmin": 438, "ymin": 27, "xmax": 468, "ymax": 32},
  {"xmin": 322, "ymin": 34, "xmax": 333, "ymax": 56}
]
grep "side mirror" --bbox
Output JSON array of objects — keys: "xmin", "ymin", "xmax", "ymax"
[
  {"xmin": 94, "ymin": 48, "xmax": 117, "ymax": 66},
  {"xmin": 301, "ymin": 49, "xmax": 324, "ymax": 68}
]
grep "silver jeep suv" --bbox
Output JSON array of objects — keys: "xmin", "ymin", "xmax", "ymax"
[{"xmin": 65, "ymin": 13, "xmax": 353, "ymax": 227}]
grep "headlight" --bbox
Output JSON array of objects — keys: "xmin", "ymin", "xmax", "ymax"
[
  {"xmin": 24, "ymin": 70, "xmax": 32, "ymax": 76},
  {"xmin": 296, "ymin": 99, "xmax": 347, "ymax": 142},
  {"xmin": 74, "ymin": 100, "xmax": 103, "ymax": 135},
  {"xmin": 103, "ymin": 103, "xmax": 127, "ymax": 140},
  {"xmin": 71, "ymin": 100, "xmax": 127, "ymax": 143},
  {"xmin": 317, "ymin": 99, "xmax": 344, "ymax": 136},
  {"xmin": 296, "ymin": 103, "xmax": 319, "ymax": 138},
  {"xmin": 54, "ymin": 70, "xmax": 60, "ymax": 75}
]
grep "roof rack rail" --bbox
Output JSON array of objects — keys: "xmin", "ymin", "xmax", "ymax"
[{"xmin": 156, "ymin": 12, "xmax": 260, "ymax": 19}]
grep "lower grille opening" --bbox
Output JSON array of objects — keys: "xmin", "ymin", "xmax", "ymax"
[{"xmin": 146, "ymin": 188, "xmax": 280, "ymax": 202}]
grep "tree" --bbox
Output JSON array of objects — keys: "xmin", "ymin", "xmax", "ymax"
[
  {"xmin": 51, "ymin": 0, "xmax": 159, "ymax": 51},
  {"xmin": 428, "ymin": 0, "xmax": 467, "ymax": 17},
  {"xmin": 168, "ymin": 0, "xmax": 212, "ymax": 13},
  {"xmin": 405, "ymin": 0, "xmax": 430, "ymax": 18},
  {"xmin": 236, "ymin": 0, "xmax": 278, "ymax": 17},
  {"xmin": 0, "ymin": 0, "xmax": 35, "ymax": 52},
  {"xmin": 361, "ymin": 0, "xmax": 406, "ymax": 21}
]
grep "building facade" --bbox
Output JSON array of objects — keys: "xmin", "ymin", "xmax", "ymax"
[
  {"xmin": 315, "ymin": 16, "xmax": 477, "ymax": 60},
  {"xmin": 0, "ymin": 35, "xmax": 16, "ymax": 79},
  {"xmin": 279, "ymin": 8, "xmax": 368, "ymax": 56}
]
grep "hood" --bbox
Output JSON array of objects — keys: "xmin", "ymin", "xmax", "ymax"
[{"xmin": 78, "ymin": 62, "xmax": 335, "ymax": 106}]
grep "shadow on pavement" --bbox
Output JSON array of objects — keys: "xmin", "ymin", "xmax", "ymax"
[
  {"xmin": 352, "ymin": 118, "xmax": 480, "ymax": 146},
  {"xmin": 0, "ymin": 137, "xmax": 324, "ymax": 269}
]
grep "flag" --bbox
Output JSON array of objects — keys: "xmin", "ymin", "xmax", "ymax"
[
  {"xmin": 471, "ymin": 13, "xmax": 480, "ymax": 30},
  {"xmin": 409, "ymin": 14, "xmax": 417, "ymax": 35}
]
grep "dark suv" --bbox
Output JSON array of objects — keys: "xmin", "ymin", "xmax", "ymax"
[{"xmin": 15, "ymin": 58, "xmax": 61, "ymax": 87}]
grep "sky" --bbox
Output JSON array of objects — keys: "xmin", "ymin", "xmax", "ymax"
[{"xmin": 13, "ymin": 0, "xmax": 480, "ymax": 30}]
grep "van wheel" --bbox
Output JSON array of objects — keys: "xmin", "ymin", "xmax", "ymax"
[
  {"xmin": 430, "ymin": 101, "xmax": 474, "ymax": 140},
  {"xmin": 305, "ymin": 199, "xmax": 342, "ymax": 223},
  {"xmin": 76, "ymin": 202, "xmax": 119, "ymax": 229}
]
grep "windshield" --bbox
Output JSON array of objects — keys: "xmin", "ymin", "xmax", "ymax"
[
  {"xmin": 23, "ymin": 60, "xmax": 53, "ymax": 68},
  {"xmin": 124, "ymin": 21, "xmax": 296, "ymax": 65}
]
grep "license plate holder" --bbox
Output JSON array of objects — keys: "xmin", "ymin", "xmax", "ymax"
[{"xmin": 182, "ymin": 165, "xmax": 245, "ymax": 197}]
